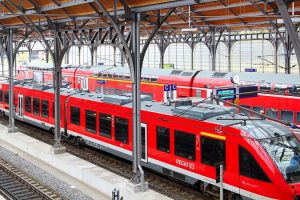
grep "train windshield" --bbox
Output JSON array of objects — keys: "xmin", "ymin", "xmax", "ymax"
[{"xmin": 261, "ymin": 134, "xmax": 300, "ymax": 183}]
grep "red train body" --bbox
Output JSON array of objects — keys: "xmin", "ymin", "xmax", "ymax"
[
  {"xmin": 16, "ymin": 64, "xmax": 300, "ymax": 125},
  {"xmin": 1, "ymin": 81, "xmax": 300, "ymax": 199}
]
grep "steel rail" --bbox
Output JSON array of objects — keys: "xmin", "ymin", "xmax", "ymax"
[{"xmin": 0, "ymin": 159, "xmax": 61, "ymax": 200}]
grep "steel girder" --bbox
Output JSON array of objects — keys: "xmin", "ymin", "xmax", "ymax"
[{"xmin": 275, "ymin": 0, "xmax": 300, "ymax": 74}]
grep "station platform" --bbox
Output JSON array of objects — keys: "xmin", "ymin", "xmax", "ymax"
[{"xmin": 0, "ymin": 124, "xmax": 171, "ymax": 200}]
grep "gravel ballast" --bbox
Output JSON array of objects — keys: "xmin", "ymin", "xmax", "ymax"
[{"xmin": 0, "ymin": 145, "xmax": 93, "ymax": 200}]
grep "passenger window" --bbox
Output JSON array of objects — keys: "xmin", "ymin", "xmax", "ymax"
[
  {"xmin": 196, "ymin": 89, "xmax": 201, "ymax": 97},
  {"xmin": 25, "ymin": 96, "xmax": 32, "ymax": 113},
  {"xmin": 156, "ymin": 126, "xmax": 170, "ymax": 153},
  {"xmin": 41, "ymin": 100, "xmax": 49, "ymax": 118},
  {"xmin": 70, "ymin": 106, "xmax": 80, "ymax": 125},
  {"xmin": 201, "ymin": 136, "xmax": 225, "ymax": 167},
  {"xmin": 85, "ymin": 110, "xmax": 96, "ymax": 133},
  {"xmin": 99, "ymin": 114, "xmax": 112, "ymax": 138},
  {"xmin": 266, "ymin": 108, "xmax": 279, "ymax": 119},
  {"xmin": 175, "ymin": 130, "xmax": 195, "ymax": 160},
  {"xmin": 239, "ymin": 146, "xmax": 271, "ymax": 182},
  {"xmin": 253, "ymin": 106, "xmax": 263, "ymax": 117},
  {"xmin": 33, "ymin": 98, "xmax": 40, "ymax": 116},
  {"xmin": 281, "ymin": 110, "xmax": 294, "ymax": 123},
  {"xmin": 115, "ymin": 117, "xmax": 128, "ymax": 144},
  {"xmin": 240, "ymin": 105, "xmax": 251, "ymax": 116},
  {"xmin": 4, "ymin": 91, "xmax": 9, "ymax": 103},
  {"xmin": 297, "ymin": 112, "xmax": 300, "ymax": 124}
]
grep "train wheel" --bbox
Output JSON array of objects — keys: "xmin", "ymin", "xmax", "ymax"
[
  {"xmin": 227, "ymin": 193, "xmax": 242, "ymax": 200},
  {"xmin": 73, "ymin": 136, "xmax": 84, "ymax": 147},
  {"xmin": 73, "ymin": 136, "xmax": 80, "ymax": 146},
  {"xmin": 49, "ymin": 127, "xmax": 54, "ymax": 134}
]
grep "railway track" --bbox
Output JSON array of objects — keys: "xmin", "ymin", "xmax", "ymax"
[
  {"xmin": 0, "ymin": 158, "xmax": 61, "ymax": 200},
  {"xmin": 0, "ymin": 116, "xmax": 210, "ymax": 200}
]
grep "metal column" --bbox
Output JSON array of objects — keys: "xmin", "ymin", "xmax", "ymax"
[
  {"xmin": 120, "ymin": 50, "xmax": 125, "ymax": 66},
  {"xmin": 191, "ymin": 43, "xmax": 194, "ymax": 70},
  {"xmin": 228, "ymin": 42, "xmax": 232, "ymax": 72},
  {"xmin": 284, "ymin": 33, "xmax": 292, "ymax": 74},
  {"xmin": 113, "ymin": 46, "xmax": 117, "ymax": 66},
  {"xmin": 131, "ymin": 12, "xmax": 147, "ymax": 192},
  {"xmin": 45, "ymin": 49, "xmax": 49, "ymax": 63},
  {"xmin": 274, "ymin": 33, "xmax": 279, "ymax": 74},
  {"xmin": 51, "ymin": 26, "xmax": 66, "ymax": 154},
  {"xmin": 159, "ymin": 34, "xmax": 165, "ymax": 69},
  {"xmin": 8, "ymin": 29, "xmax": 17, "ymax": 133},
  {"xmin": 211, "ymin": 28, "xmax": 217, "ymax": 71},
  {"xmin": 275, "ymin": 0, "xmax": 300, "ymax": 73},
  {"xmin": 1, "ymin": 51, "xmax": 4, "ymax": 77},
  {"xmin": 28, "ymin": 41, "xmax": 32, "ymax": 63},
  {"xmin": 78, "ymin": 47, "xmax": 81, "ymax": 65},
  {"xmin": 159, "ymin": 48, "xmax": 164, "ymax": 69},
  {"xmin": 91, "ymin": 47, "xmax": 94, "ymax": 65}
]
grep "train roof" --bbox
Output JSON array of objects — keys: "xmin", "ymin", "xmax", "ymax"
[
  {"xmin": 90, "ymin": 65, "xmax": 199, "ymax": 77},
  {"xmin": 207, "ymin": 113, "xmax": 293, "ymax": 140},
  {"xmin": 195, "ymin": 71, "xmax": 300, "ymax": 85},
  {"xmin": 92, "ymin": 66, "xmax": 300, "ymax": 84}
]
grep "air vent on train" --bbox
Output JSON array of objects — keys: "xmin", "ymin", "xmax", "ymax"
[
  {"xmin": 173, "ymin": 103, "xmax": 238, "ymax": 121},
  {"xmin": 175, "ymin": 99, "xmax": 192, "ymax": 107},
  {"xmin": 181, "ymin": 72, "xmax": 194, "ymax": 76},
  {"xmin": 103, "ymin": 95, "xmax": 132, "ymax": 105},
  {"xmin": 212, "ymin": 72, "xmax": 227, "ymax": 78}
]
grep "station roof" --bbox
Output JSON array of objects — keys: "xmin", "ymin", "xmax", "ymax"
[{"xmin": 0, "ymin": 0, "xmax": 299, "ymax": 34}]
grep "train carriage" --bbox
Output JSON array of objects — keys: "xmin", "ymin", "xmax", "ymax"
[
  {"xmin": 1, "ymin": 81, "xmax": 300, "ymax": 199},
  {"xmin": 15, "ymin": 64, "xmax": 300, "ymax": 126}
]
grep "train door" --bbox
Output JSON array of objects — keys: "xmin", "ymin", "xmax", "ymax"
[
  {"xmin": 141, "ymin": 123, "xmax": 148, "ymax": 163},
  {"xmin": 18, "ymin": 94, "xmax": 23, "ymax": 117}
]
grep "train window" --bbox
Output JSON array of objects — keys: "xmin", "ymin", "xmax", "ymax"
[
  {"xmin": 196, "ymin": 89, "xmax": 201, "ymax": 97},
  {"xmin": 297, "ymin": 113, "xmax": 300, "ymax": 124},
  {"xmin": 70, "ymin": 106, "xmax": 80, "ymax": 125},
  {"xmin": 25, "ymin": 96, "xmax": 32, "ymax": 113},
  {"xmin": 266, "ymin": 108, "xmax": 279, "ymax": 119},
  {"xmin": 0, "ymin": 90, "xmax": 2, "ymax": 102},
  {"xmin": 239, "ymin": 146, "xmax": 270, "ymax": 182},
  {"xmin": 253, "ymin": 106, "xmax": 263, "ymax": 117},
  {"xmin": 85, "ymin": 110, "xmax": 96, "ymax": 134},
  {"xmin": 240, "ymin": 105, "xmax": 251, "ymax": 116},
  {"xmin": 156, "ymin": 126, "xmax": 170, "ymax": 153},
  {"xmin": 115, "ymin": 89, "xmax": 121, "ymax": 95},
  {"xmin": 115, "ymin": 117, "xmax": 128, "ymax": 144},
  {"xmin": 41, "ymin": 100, "xmax": 49, "ymax": 118},
  {"xmin": 4, "ymin": 91, "xmax": 9, "ymax": 103},
  {"xmin": 147, "ymin": 93, "xmax": 153, "ymax": 99},
  {"xmin": 99, "ymin": 114, "xmax": 112, "ymax": 138},
  {"xmin": 175, "ymin": 130, "xmax": 195, "ymax": 160},
  {"xmin": 33, "ymin": 98, "xmax": 40, "ymax": 116},
  {"xmin": 281, "ymin": 110, "xmax": 294, "ymax": 123},
  {"xmin": 201, "ymin": 136, "xmax": 225, "ymax": 167},
  {"xmin": 151, "ymin": 77, "xmax": 157, "ymax": 82}
]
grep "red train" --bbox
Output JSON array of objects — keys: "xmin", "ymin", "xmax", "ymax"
[
  {"xmin": 16, "ymin": 64, "xmax": 300, "ymax": 126},
  {"xmin": 1, "ymin": 80, "xmax": 300, "ymax": 199}
]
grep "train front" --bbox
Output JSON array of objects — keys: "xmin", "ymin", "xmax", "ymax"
[{"xmin": 257, "ymin": 123, "xmax": 300, "ymax": 199}]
